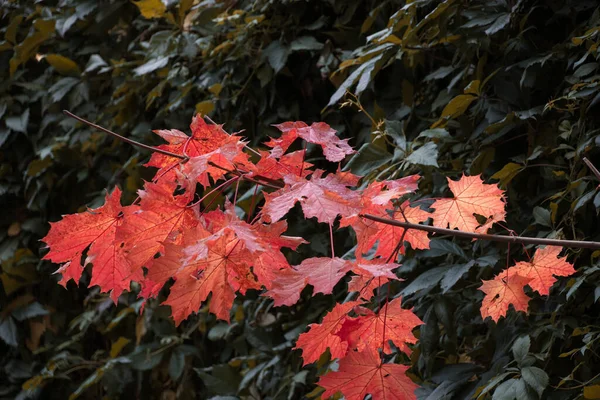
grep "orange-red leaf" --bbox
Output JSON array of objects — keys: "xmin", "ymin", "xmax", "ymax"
[
  {"xmin": 318, "ymin": 349, "xmax": 418, "ymax": 400},
  {"xmin": 431, "ymin": 174, "xmax": 505, "ymax": 233},
  {"xmin": 480, "ymin": 272, "xmax": 532, "ymax": 322},
  {"xmin": 339, "ymin": 297, "xmax": 422, "ymax": 355},
  {"xmin": 41, "ymin": 188, "xmax": 139, "ymax": 300},
  {"xmin": 262, "ymin": 170, "xmax": 361, "ymax": 225},
  {"xmin": 348, "ymin": 261, "xmax": 400, "ymax": 300},
  {"xmin": 510, "ymin": 246, "xmax": 574, "ymax": 295},
  {"xmin": 268, "ymin": 121, "xmax": 355, "ymax": 162},
  {"xmin": 163, "ymin": 232, "xmax": 259, "ymax": 324},
  {"xmin": 117, "ymin": 181, "xmax": 197, "ymax": 270},
  {"xmin": 294, "ymin": 301, "xmax": 359, "ymax": 365},
  {"xmin": 267, "ymin": 257, "xmax": 354, "ymax": 306}
]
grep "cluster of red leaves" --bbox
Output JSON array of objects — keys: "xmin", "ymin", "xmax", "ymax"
[{"xmin": 42, "ymin": 115, "xmax": 576, "ymax": 400}]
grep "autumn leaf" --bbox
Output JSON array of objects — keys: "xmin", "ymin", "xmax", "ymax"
[
  {"xmin": 262, "ymin": 170, "xmax": 361, "ymax": 225},
  {"xmin": 318, "ymin": 349, "xmax": 418, "ymax": 400},
  {"xmin": 41, "ymin": 188, "xmax": 139, "ymax": 301},
  {"xmin": 267, "ymin": 257, "xmax": 354, "ymax": 306},
  {"xmin": 348, "ymin": 260, "xmax": 400, "ymax": 300},
  {"xmin": 252, "ymin": 149, "xmax": 313, "ymax": 180},
  {"xmin": 480, "ymin": 272, "xmax": 532, "ymax": 322},
  {"xmin": 509, "ymin": 246, "xmax": 574, "ymax": 295},
  {"xmin": 117, "ymin": 181, "xmax": 198, "ymax": 271},
  {"xmin": 268, "ymin": 121, "xmax": 355, "ymax": 162},
  {"xmin": 294, "ymin": 301, "xmax": 359, "ymax": 365},
  {"xmin": 343, "ymin": 200, "xmax": 430, "ymax": 260},
  {"xmin": 431, "ymin": 174, "xmax": 506, "ymax": 233},
  {"xmin": 338, "ymin": 297, "xmax": 422, "ymax": 355},
  {"xmin": 163, "ymin": 231, "xmax": 259, "ymax": 324}
]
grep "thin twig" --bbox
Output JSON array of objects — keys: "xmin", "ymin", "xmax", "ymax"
[
  {"xmin": 63, "ymin": 110, "xmax": 187, "ymax": 160},
  {"xmin": 584, "ymin": 157, "xmax": 600, "ymax": 182},
  {"xmin": 360, "ymin": 214, "xmax": 600, "ymax": 250}
]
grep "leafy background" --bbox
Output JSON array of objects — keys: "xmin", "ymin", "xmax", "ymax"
[{"xmin": 2, "ymin": 0, "xmax": 600, "ymax": 399}]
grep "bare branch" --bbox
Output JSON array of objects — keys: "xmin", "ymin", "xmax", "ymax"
[
  {"xmin": 360, "ymin": 213, "xmax": 600, "ymax": 250},
  {"xmin": 63, "ymin": 110, "xmax": 188, "ymax": 160}
]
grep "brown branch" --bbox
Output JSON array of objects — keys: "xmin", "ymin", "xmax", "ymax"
[
  {"xmin": 63, "ymin": 110, "xmax": 187, "ymax": 160},
  {"xmin": 360, "ymin": 214, "xmax": 600, "ymax": 250},
  {"xmin": 584, "ymin": 157, "xmax": 600, "ymax": 182}
]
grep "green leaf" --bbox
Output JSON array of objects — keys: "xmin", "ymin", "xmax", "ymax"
[
  {"xmin": 0, "ymin": 317, "xmax": 18, "ymax": 347},
  {"xmin": 440, "ymin": 261, "xmax": 474, "ymax": 293},
  {"xmin": 486, "ymin": 14, "xmax": 511, "ymax": 35},
  {"xmin": 512, "ymin": 335, "xmax": 530, "ymax": 364},
  {"xmin": 290, "ymin": 36, "xmax": 323, "ymax": 51},
  {"xmin": 134, "ymin": 56, "xmax": 170, "ymax": 76},
  {"xmin": 49, "ymin": 77, "xmax": 79, "ymax": 102},
  {"xmin": 344, "ymin": 143, "xmax": 392, "ymax": 175},
  {"xmin": 405, "ymin": 142, "xmax": 439, "ymax": 167},
  {"xmin": 328, "ymin": 53, "xmax": 385, "ymax": 106},
  {"xmin": 5, "ymin": 108, "xmax": 29, "ymax": 133},
  {"xmin": 169, "ymin": 348, "xmax": 186, "ymax": 380},
  {"xmin": 492, "ymin": 378, "xmax": 531, "ymax": 400},
  {"xmin": 521, "ymin": 366, "xmax": 548, "ymax": 397},
  {"xmin": 85, "ymin": 54, "xmax": 109, "ymax": 73},
  {"xmin": 401, "ymin": 266, "xmax": 449, "ymax": 296},
  {"xmin": 263, "ymin": 41, "xmax": 290, "ymax": 73},
  {"xmin": 533, "ymin": 207, "xmax": 552, "ymax": 227}
]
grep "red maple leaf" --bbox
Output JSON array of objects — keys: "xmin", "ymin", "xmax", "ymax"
[
  {"xmin": 318, "ymin": 349, "xmax": 418, "ymax": 400},
  {"xmin": 252, "ymin": 150, "xmax": 313, "ymax": 180},
  {"xmin": 338, "ymin": 297, "xmax": 422, "ymax": 355},
  {"xmin": 509, "ymin": 246, "xmax": 574, "ymax": 295},
  {"xmin": 262, "ymin": 170, "xmax": 361, "ymax": 225},
  {"xmin": 266, "ymin": 257, "xmax": 354, "ymax": 306},
  {"xmin": 117, "ymin": 181, "xmax": 198, "ymax": 271},
  {"xmin": 41, "ymin": 188, "xmax": 140, "ymax": 301},
  {"xmin": 479, "ymin": 272, "xmax": 532, "ymax": 322},
  {"xmin": 343, "ymin": 200, "xmax": 430, "ymax": 260},
  {"xmin": 177, "ymin": 136, "xmax": 252, "ymax": 189},
  {"xmin": 267, "ymin": 121, "xmax": 355, "ymax": 162},
  {"xmin": 294, "ymin": 301, "xmax": 359, "ymax": 365},
  {"xmin": 348, "ymin": 260, "xmax": 400, "ymax": 300},
  {"xmin": 163, "ymin": 231, "xmax": 260, "ymax": 324},
  {"xmin": 431, "ymin": 174, "xmax": 506, "ymax": 233},
  {"xmin": 146, "ymin": 115, "xmax": 231, "ymax": 179}
]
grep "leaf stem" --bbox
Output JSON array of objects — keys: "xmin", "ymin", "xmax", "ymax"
[
  {"xmin": 360, "ymin": 214, "xmax": 600, "ymax": 250},
  {"xmin": 584, "ymin": 157, "xmax": 600, "ymax": 182},
  {"xmin": 63, "ymin": 110, "xmax": 187, "ymax": 160}
]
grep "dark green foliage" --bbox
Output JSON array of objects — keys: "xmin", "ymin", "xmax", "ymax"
[{"xmin": 2, "ymin": 0, "xmax": 600, "ymax": 399}]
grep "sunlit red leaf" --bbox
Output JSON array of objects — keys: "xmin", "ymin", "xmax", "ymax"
[
  {"xmin": 431, "ymin": 174, "xmax": 506, "ymax": 233},
  {"xmin": 510, "ymin": 246, "xmax": 574, "ymax": 295},
  {"xmin": 479, "ymin": 272, "xmax": 532, "ymax": 322},
  {"xmin": 262, "ymin": 170, "xmax": 361, "ymax": 225},
  {"xmin": 268, "ymin": 121, "xmax": 355, "ymax": 162},
  {"xmin": 318, "ymin": 349, "xmax": 418, "ymax": 400},
  {"xmin": 338, "ymin": 297, "xmax": 422, "ymax": 355},
  {"xmin": 294, "ymin": 301, "xmax": 359, "ymax": 365}
]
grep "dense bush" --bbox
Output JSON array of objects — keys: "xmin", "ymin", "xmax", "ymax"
[{"xmin": 2, "ymin": 0, "xmax": 600, "ymax": 399}]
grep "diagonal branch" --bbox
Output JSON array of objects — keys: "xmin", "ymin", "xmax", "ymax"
[
  {"xmin": 360, "ymin": 214, "xmax": 600, "ymax": 250},
  {"xmin": 63, "ymin": 110, "xmax": 187, "ymax": 160}
]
